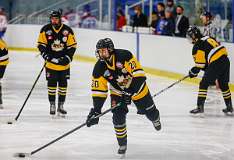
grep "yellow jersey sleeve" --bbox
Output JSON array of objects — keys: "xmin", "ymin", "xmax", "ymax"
[
  {"xmin": 193, "ymin": 50, "xmax": 206, "ymax": 69},
  {"xmin": 125, "ymin": 55, "xmax": 145, "ymax": 78},
  {"xmin": 67, "ymin": 32, "xmax": 77, "ymax": 48},
  {"xmin": 92, "ymin": 76, "xmax": 108, "ymax": 98},
  {"xmin": 37, "ymin": 30, "xmax": 47, "ymax": 46}
]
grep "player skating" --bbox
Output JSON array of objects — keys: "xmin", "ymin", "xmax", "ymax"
[{"xmin": 86, "ymin": 38, "xmax": 161, "ymax": 157}]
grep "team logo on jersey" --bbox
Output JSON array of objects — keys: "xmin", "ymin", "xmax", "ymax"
[
  {"xmin": 116, "ymin": 75, "xmax": 132, "ymax": 87},
  {"xmin": 63, "ymin": 30, "xmax": 69, "ymax": 36},
  {"xmin": 62, "ymin": 37, "xmax": 67, "ymax": 42},
  {"xmin": 116, "ymin": 62, "xmax": 123, "ymax": 69},
  {"xmin": 46, "ymin": 30, "xmax": 52, "ymax": 35},
  {"xmin": 51, "ymin": 39, "xmax": 64, "ymax": 51}
]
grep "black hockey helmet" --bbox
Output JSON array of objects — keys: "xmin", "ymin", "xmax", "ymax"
[
  {"xmin": 96, "ymin": 38, "xmax": 114, "ymax": 51},
  {"xmin": 49, "ymin": 9, "xmax": 62, "ymax": 18},
  {"xmin": 186, "ymin": 26, "xmax": 202, "ymax": 43},
  {"xmin": 95, "ymin": 38, "xmax": 115, "ymax": 60}
]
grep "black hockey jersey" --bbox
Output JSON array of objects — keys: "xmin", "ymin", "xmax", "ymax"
[
  {"xmin": 192, "ymin": 36, "xmax": 227, "ymax": 70},
  {"xmin": 0, "ymin": 39, "xmax": 9, "ymax": 66},
  {"xmin": 92, "ymin": 49, "xmax": 149, "ymax": 109},
  {"xmin": 37, "ymin": 24, "xmax": 77, "ymax": 71}
]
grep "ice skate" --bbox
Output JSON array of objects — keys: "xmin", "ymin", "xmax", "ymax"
[
  {"xmin": 50, "ymin": 102, "xmax": 56, "ymax": 118},
  {"xmin": 118, "ymin": 145, "xmax": 127, "ymax": 159},
  {"xmin": 223, "ymin": 106, "xmax": 233, "ymax": 115},
  {"xmin": 57, "ymin": 102, "xmax": 67, "ymax": 117},
  {"xmin": 152, "ymin": 117, "xmax": 161, "ymax": 131},
  {"xmin": 190, "ymin": 105, "xmax": 204, "ymax": 117}
]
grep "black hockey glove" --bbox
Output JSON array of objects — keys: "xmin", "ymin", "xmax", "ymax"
[
  {"xmin": 122, "ymin": 91, "xmax": 132, "ymax": 105},
  {"xmin": 189, "ymin": 67, "xmax": 200, "ymax": 78},
  {"xmin": 41, "ymin": 52, "xmax": 51, "ymax": 61},
  {"xmin": 86, "ymin": 108, "xmax": 101, "ymax": 127}
]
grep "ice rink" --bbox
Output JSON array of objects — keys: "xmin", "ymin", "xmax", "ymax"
[{"xmin": 0, "ymin": 51, "xmax": 233, "ymax": 160}]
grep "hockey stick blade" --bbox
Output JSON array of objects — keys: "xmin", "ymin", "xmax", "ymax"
[
  {"xmin": 0, "ymin": 119, "xmax": 16, "ymax": 125},
  {"xmin": 13, "ymin": 152, "xmax": 31, "ymax": 158},
  {"xmin": 6, "ymin": 119, "xmax": 16, "ymax": 125}
]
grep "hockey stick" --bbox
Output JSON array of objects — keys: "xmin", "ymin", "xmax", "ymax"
[
  {"xmin": 152, "ymin": 75, "xmax": 189, "ymax": 98},
  {"xmin": 7, "ymin": 63, "xmax": 46, "ymax": 124},
  {"xmin": 13, "ymin": 103, "xmax": 121, "ymax": 158}
]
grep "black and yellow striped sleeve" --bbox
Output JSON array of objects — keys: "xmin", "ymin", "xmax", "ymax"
[
  {"xmin": 92, "ymin": 76, "xmax": 108, "ymax": 111},
  {"xmin": 123, "ymin": 53, "xmax": 146, "ymax": 94},
  {"xmin": 125, "ymin": 55, "xmax": 145, "ymax": 78},
  {"xmin": 91, "ymin": 62, "xmax": 108, "ymax": 110},
  {"xmin": 92, "ymin": 76, "xmax": 108, "ymax": 98}
]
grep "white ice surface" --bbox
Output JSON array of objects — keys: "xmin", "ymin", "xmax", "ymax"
[{"xmin": 0, "ymin": 51, "xmax": 233, "ymax": 160}]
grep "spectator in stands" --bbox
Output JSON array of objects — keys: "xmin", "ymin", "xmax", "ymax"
[
  {"xmin": 164, "ymin": 8, "xmax": 175, "ymax": 36},
  {"xmin": 132, "ymin": 5, "xmax": 148, "ymax": 30},
  {"xmin": 80, "ymin": 4, "xmax": 97, "ymax": 29},
  {"xmin": 116, "ymin": 9, "xmax": 126, "ymax": 31},
  {"xmin": 150, "ymin": 11, "xmax": 159, "ymax": 29},
  {"xmin": 155, "ymin": 9, "xmax": 174, "ymax": 36},
  {"xmin": 0, "ymin": 7, "xmax": 7, "ymax": 38},
  {"xmin": 156, "ymin": 2, "xmax": 165, "ymax": 17},
  {"xmin": 155, "ymin": 11, "xmax": 167, "ymax": 35},
  {"xmin": 165, "ymin": 0, "xmax": 176, "ymax": 18},
  {"xmin": 81, "ymin": 5, "xmax": 91, "ymax": 21},
  {"xmin": 174, "ymin": 5, "xmax": 189, "ymax": 37}
]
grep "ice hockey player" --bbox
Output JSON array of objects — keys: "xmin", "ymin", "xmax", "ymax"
[
  {"xmin": 0, "ymin": 7, "xmax": 8, "ymax": 109},
  {"xmin": 37, "ymin": 9, "xmax": 77, "ymax": 116},
  {"xmin": 86, "ymin": 38, "xmax": 161, "ymax": 156},
  {"xmin": 187, "ymin": 26, "xmax": 233, "ymax": 115}
]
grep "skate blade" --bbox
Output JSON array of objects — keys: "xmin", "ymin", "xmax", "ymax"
[
  {"xmin": 50, "ymin": 114, "xmax": 57, "ymax": 119},
  {"xmin": 57, "ymin": 112, "xmax": 66, "ymax": 118},
  {"xmin": 190, "ymin": 113, "xmax": 205, "ymax": 118},
  {"xmin": 224, "ymin": 112, "xmax": 234, "ymax": 116},
  {"xmin": 118, "ymin": 154, "xmax": 126, "ymax": 159}
]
